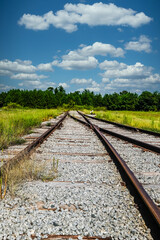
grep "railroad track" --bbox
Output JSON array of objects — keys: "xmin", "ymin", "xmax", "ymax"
[
  {"xmin": 75, "ymin": 111, "xmax": 160, "ymax": 207},
  {"xmin": 0, "ymin": 111, "xmax": 159, "ymax": 240}
]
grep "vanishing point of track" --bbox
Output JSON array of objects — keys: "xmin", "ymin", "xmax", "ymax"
[{"xmin": 0, "ymin": 111, "xmax": 160, "ymax": 240}]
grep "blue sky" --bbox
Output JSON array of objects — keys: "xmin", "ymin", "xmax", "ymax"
[{"xmin": 0, "ymin": 0, "xmax": 160, "ymax": 94}]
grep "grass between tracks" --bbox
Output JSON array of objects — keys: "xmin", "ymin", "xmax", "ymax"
[
  {"xmin": 83, "ymin": 110, "xmax": 160, "ymax": 133},
  {"xmin": 0, "ymin": 108, "xmax": 63, "ymax": 149},
  {"xmin": 0, "ymin": 156, "xmax": 59, "ymax": 198}
]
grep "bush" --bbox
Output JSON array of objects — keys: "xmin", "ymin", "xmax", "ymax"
[{"xmin": 2, "ymin": 102, "xmax": 22, "ymax": 110}]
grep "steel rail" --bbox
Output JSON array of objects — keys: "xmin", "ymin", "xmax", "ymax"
[
  {"xmin": 78, "ymin": 112, "xmax": 160, "ymax": 154},
  {"xmin": 0, "ymin": 112, "xmax": 68, "ymax": 172},
  {"xmin": 76, "ymin": 111, "xmax": 160, "ymax": 228},
  {"xmin": 83, "ymin": 112, "xmax": 160, "ymax": 137},
  {"xmin": 97, "ymin": 125, "xmax": 160, "ymax": 154}
]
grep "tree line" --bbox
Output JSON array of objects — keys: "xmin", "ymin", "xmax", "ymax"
[{"xmin": 0, "ymin": 87, "xmax": 159, "ymax": 111}]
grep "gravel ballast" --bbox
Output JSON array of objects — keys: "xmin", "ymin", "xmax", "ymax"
[{"xmin": 0, "ymin": 112, "xmax": 153, "ymax": 239}]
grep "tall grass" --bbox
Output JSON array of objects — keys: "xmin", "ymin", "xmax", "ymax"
[
  {"xmin": 83, "ymin": 110, "xmax": 160, "ymax": 133},
  {"xmin": 0, "ymin": 108, "xmax": 63, "ymax": 149}
]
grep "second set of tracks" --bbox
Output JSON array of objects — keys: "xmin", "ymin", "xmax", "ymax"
[{"xmin": 0, "ymin": 110, "xmax": 160, "ymax": 240}]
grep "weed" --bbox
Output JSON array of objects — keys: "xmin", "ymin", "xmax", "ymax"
[
  {"xmin": 52, "ymin": 157, "xmax": 59, "ymax": 174},
  {"xmin": 1, "ymin": 155, "xmax": 60, "ymax": 197},
  {"xmin": 10, "ymin": 138, "xmax": 26, "ymax": 146},
  {"xmin": 6, "ymin": 157, "xmax": 46, "ymax": 196},
  {"xmin": 84, "ymin": 109, "xmax": 160, "ymax": 133},
  {"xmin": 0, "ymin": 108, "xmax": 63, "ymax": 149},
  {"xmin": 0, "ymin": 156, "xmax": 9, "ymax": 199},
  {"xmin": 41, "ymin": 157, "xmax": 59, "ymax": 182}
]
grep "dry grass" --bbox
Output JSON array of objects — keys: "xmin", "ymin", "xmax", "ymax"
[
  {"xmin": 5, "ymin": 158, "xmax": 44, "ymax": 196},
  {"xmin": 0, "ymin": 156, "xmax": 59, "ymax": 198}
]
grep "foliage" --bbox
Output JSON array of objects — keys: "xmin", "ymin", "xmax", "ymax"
[
  {"xmin": 84, "ymin": 110, "xmax": 160, "ymax": 133},
  {"xmin": 1, "ymin": 156, "xmax": 60, "ymax": 197},
  {"xmin": 0, "ymin": 159, "xmax": 8, "ymax": 199},
  {"xmin": 0, "ymin": 88, "xmax": 159, "ymax": 111},
  {"xmin": 0, "ymin": 108, "xmax": 63, "ymax": 149}
]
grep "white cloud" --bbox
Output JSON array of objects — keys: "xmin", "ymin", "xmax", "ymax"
[
  {"xmin": 18, "ymin": 3, "xmax": 152, "ymax": 33},
  {"xmin": 11, "ymin": 73, "xmax": 48, "ymax": 80},
  {"xmin": 101, "ymin": 61, "xmax": 152, "ymax": 79},
  {"xmin": 70, "ymin": 78, "xmax": 93, "ymax": 84},
  {"xmin": 0, "ymin": 84, "xmax": 14, "ymax": 91},
  {"xmin": 37, "ymin": 63, "xmax": 54, "ymax": 71},
  {"xmin": 18, "ymin": 13, "xmax": 50, "ymax": 30},
  {"xmin": 64, "ymin": 42, "xmax": 124, "ymax": 59},
  {"xmin": 125, "ymin": 35, "xmax": 152, "ymax": 53},
  {"xmin": 102, "ymin": 78, "xmax": 110, "ymax": 83},
  {"xmin": 19, "ymin": 81, "xmax": 55, "ymax": 89},
  {"xmin": 117, "ymin": 28, "xmax": 123, "ymax": 32},
  {"xmin": 53, "ymin": 56, "xmax": 98, "ymax": 70},
  {"xmin": 52, "ymin": 42, "xmax": 124, "ymax": 70},
  {"xmin": 0, "ymin": 70, "xmax": 12, "ymax": 76},
  {"xmin": 0, "ymin": 59, "xmax": 36, "ymax": 74},
  {"xmin": 86, "ymin": 87, "xmax": 100, "ymax": 92},
  {"xmin": 18, "ymin": 80, "xmax": 41, "ymax": 87},
  {"xmin": 58, "ymin": 82, "xmax": 69, "ymax": 89},
  {"xmin": 100, "ymin": 60, "xmax": 160, "ymax": 92},
  {"xmin": 71, "ymin": 77, "xmax": 100, "ymax": 92},
  {"xmin": 99, "ymin": 60, "xmax": 126, "ymax": 70}
]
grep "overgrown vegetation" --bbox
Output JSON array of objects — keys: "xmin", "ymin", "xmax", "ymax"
[
  {"xmin": 0, "ymin": 88, "xmax": 160, "ymax": 111},
  {"xmin": 0, "ymin": 107, "xmax": 63, "ymax": 149},
  {"xmin": 0, "ymin": 156, "xmax": 59, "ymax": 198},
  {"xmin": 0, "ymin": 159, "xmax": 8, "ymax": 199},
  {"xmin": 84, "ymin": 110, "xmax": 160, "ymax": 133}
]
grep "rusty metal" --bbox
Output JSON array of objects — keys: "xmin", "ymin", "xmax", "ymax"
[
  {"xmin": 31, "ymin": 235, "xmax": 111, "ymax": 240},
  {"xmin": 74, "ymin": 112, "xmax": 160, "ymax": 154},
  {"xmin": 0, "ymin": 112, "xmax": 68, "ymax": 173},
  {"xmin": 83, "ymin": 112, "xmax": 160, "ymax": 137},
  {"xmin": 48, "ymin": 152, "xmax": 107, "ymax": 156},
  {"xmin": 77, "ymin": 111, "xmax": 160, "ymax": 227},
  {"xmin": 98, "ymin": 125, "xmax": 160, "ymax": 154}
]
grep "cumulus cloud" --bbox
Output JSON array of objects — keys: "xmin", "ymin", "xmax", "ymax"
[
  {"xmin": 100, "ymin": 60, "xmax": 160, "ymax": 92},
  {"xmin": 102, "ymin": 62, "xmax": 153, "ymax": 79},
  {"xmin": 19, "ymin": 81, "xmax": 55, "ymax": 89},
  {"xmin": 0, "ymin": 59, "xmax": 56, "ymax": 85},
  {"xmin": 0, "ymin": 70, "xmax": 12, "ymax": 76},
  {"xmin": 0, "ymin": 59, "xmax": 55, "ymax": 77},
  {"xmin": 58, "ymin": 82, "xmax": 69, "ymax": 89},
  {"xmin": 53, "ymin": 57, "xmax": 98, "ymax": 70},
  {"xmin": 125, "ymin": 35, "xmax": 152, "ymax": 53},
  {"xmin": 0, "ymin": 59, "xmax": 36, "ymax": 74},
  {"xmin": 18, "ymin": 3, "xmax": 152, "ymax": 33},
  {"xmin": 11, "ymin": 73, "xmax": 48, "ymax": 80},
  {"xmin": 64, "ymin": 42, "xmax": 124, "ymax": 59},
  {"xmin": 71, "ymin": 77, "xmax": 100, "ymax": 92},
  {"xmin": 99, "ymin": 60, "xmax": 126, "ymax": 70},
  {"xmin": 52, "ymin": 42, "xmax": 124, "ymax": 70},
  {"xmin": 102, "ymin": 78, "xmax": 110, "ymax": 83},
  {"xmin": 37, "ymin": 63, "xmax": 54, "ymax": 71},
  {"xmin": 70, "ymin": 78, "xmax": 93, "ymax": 84},
  {"xmin": 86, "ymin": 87, "xmax": 100, "ymax": 92},
  {"xmin": 0, "ymin": 84, "xmax": 14, "ymax": 91}
]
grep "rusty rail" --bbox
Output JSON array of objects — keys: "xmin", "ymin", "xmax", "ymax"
[
  {"xmin": 76, "ymin": 111, "xmax": 160, "ymax": 228},
  {"xmin": 83, "ymin": 112, "xmax": 160, "ymax": 137},
  {"xmin": 78, "ymin": 112, "xmax": 160, "ymax": 154},
  {"xmin": 0, "ymin": 112, "xmax": 68, "ymax": 172}
]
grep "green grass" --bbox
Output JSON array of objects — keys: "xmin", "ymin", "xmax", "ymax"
[
  {"xmin": 83, "ymin": 110, "xmax": 160, "ymax": 133},
  {"xmin": 0, "ymin": 108, "xmax": 64, "ymax": 149}
]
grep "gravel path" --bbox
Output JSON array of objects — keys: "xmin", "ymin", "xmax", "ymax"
[{"xmin": 0, "ymin": 113, "xmax": 153, "ymax": 240}]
